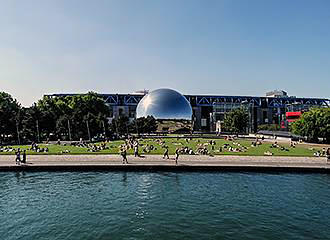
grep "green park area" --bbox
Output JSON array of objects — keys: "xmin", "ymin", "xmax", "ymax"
[{"xmin": 0, "ymin": 138, "xmax": 324, "ymax": 157}]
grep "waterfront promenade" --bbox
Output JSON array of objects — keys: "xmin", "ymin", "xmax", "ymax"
[{"xmin": 0, "ymin": 155, "xmax": 329, "ymax": 172}]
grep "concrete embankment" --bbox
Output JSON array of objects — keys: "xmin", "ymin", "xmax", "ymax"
[{"xmin": 0, "ymin": 155, "xmax": 329, "ymax": 173}]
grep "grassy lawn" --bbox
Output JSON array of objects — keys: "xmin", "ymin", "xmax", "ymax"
[{"xmin": 0, "ymin": 138, "xmax": 322, "ymax": 157}]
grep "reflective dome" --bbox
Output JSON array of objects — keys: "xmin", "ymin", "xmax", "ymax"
[{"xmin": 136, "ymin": 88, "xmax": 192, "ymax": 120}]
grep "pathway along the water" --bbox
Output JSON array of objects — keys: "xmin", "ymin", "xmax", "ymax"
[{"xmin": 0, "ymin": 155, "xmax": 329, "ymax": 172}]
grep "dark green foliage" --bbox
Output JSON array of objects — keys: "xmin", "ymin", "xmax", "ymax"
[
  {"xmin": 110, "ymin": 115, "xmax": 130, "ymax": 137},
  {"xmin": 20, "ymin": 104, "xmax": 42, "ymax": 142},
  {"xmin": 133, "ymin": 116, "xmax": 158, "ymax": 134},
  {"xmin": 258, "ymin": 124, "xmax": 281, "ymax": 131},
  {"xmin": 0, "ymin": 92, "xmax": 21, "ymax": 143},
  {"xmin": 291, "ymin": 108, "xmax": 330, "ymax": 143},
  {"xmin": 109, "ymin": 115, "xmax": 158, "ymax": 137},
  {"xmin": 222, "ymin": 108, "xmax": 249, "ymax": 134},
  {"xmin": 21, "ymin": 92, "xmax": 110, "ymax": 141},
  {"xmin": 0, "ymin": 91, "xmax": 158, "ymax": 142}
]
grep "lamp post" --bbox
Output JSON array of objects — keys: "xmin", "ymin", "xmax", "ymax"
[
  {"xmin": 67, "ymin": 119, "xmax": 72, "ymax": 141},
  {"xmin": 36, "ymin": 120, "xmax": 40, "ymax": 143},
  {"xmin": 209, "ymin": 112, "xmax": 213, "ymax": 133},
  {"xmin": 16, "ymin": 120, "xmax": 21, "ymax": 145},
  {"xmin": 86, "ymin": 120, "xmax": 91, "ymax": 142}
]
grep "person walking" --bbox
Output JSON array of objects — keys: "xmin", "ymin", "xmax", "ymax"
[
  {"xmin": 21, "ymin": 150, "xmax": 27, "ymax": 164},
  {"xmin": 120, "ymin": 147, "xmax": 128, "ymax": 164},
  {"xmin": 15, "ymin": 149, "xmax": 21, "ymax": 165},
  {"xmin": 326, "ymin": 148, "xmax": 330, "ymax": 163},
  {"xmin": 134, "ymin": 144, "xmax": 139, "ymax": 157},
  {"xmin": 163, "ymin": 146, "xmax": 169, "ymax": 159},
  {"xmin": 175, "ymin": 148, "xmax": 180, "ymax": 165}
]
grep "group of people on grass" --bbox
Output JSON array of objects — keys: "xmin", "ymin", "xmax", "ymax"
[
  {"xmin": 0, "ymin": 146, "xmax": 15, "ymax": 152},
  {"xmin": 118, "ymin": 136, "xmax": 330, "ymax": 163},
  {"xmin": 314, "ymin": 147, "xmax": 330, "ymax": 159},
  {"xmin": 30, "ymin": 142, "xmax": 49, "ymax": 153}
]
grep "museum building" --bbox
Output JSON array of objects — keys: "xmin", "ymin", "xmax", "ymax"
[{"xmin": 47, "ymin": 89, "xmax": 329, "ymax": 133}]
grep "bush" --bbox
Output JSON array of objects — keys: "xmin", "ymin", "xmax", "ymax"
[{"xmin": 257, "ymin": 124, "xmax": 281, "ymax": 131}]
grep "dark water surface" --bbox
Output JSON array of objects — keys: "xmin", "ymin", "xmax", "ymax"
[{"xmin": 0, "ymin": 171, "xmax": 329, "ymax": 240}]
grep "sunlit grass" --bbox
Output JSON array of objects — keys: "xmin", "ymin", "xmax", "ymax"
[{"xmin": 0, "ymin": 138, "xmax": 322, "ymax": 157}]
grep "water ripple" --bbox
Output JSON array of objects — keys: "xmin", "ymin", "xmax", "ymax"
[{"xmin": 0, "ymin": 172, "xmax": 330, "ymax": 240}]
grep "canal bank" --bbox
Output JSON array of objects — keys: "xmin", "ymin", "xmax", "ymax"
[{"xmin": 0, "ymin": 155, "xmax": 329, "ymax": 173}]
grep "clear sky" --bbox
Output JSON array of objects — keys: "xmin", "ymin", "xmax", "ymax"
[{"xmin": 0, "ymin": 0, "xmax": 329, "ymax": 106}]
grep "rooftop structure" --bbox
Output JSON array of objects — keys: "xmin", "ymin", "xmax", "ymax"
[{"xmin": 266, "ymin": 90, "xmax": 288, "ymax": 98}]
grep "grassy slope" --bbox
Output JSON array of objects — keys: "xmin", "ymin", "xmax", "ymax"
[{"xmin": 0, "ymin": 138, "xmax": 321, "ymax": 157}]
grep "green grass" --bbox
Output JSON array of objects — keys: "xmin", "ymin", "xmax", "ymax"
[{"xmin": 0, "ymin": 138, "xmax": 323, "ymax": 157}]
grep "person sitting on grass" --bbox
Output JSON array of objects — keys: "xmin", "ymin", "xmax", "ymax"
[
  {"xmin": 322, "ymin": 148, "xmax": 326, "ymax": 156},
  {"xmin": 60, "ymin": 150, "xmax": 71, "ymax": 154},
  {"xmin": 264, "ymin": 151, "xmax": 273, "ymax": 156}
]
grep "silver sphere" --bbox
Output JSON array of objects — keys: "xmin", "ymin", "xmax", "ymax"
[{"xmin": 136, "ymin": 88, "xmax": 192, "ymax": 120}]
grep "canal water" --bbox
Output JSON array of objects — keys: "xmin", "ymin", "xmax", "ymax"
[{"xmin": 0, "ymin": 172, "xmax": 329, "ymax": 240}]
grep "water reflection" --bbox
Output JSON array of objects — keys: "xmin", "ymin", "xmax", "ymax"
[
  {"xmin": 15, "ymin": 171, "xmax": 26, "ymax": 182},
  {"xmin": 122, "ymin": 172, "xmax": 127, "ymax": 186}
]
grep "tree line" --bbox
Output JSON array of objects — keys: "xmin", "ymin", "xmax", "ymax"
[
  {"xmin": 291, "ymin": 107, "xmax": 330, "ymax": 143},
  {"xmin": 1, "ymin": 91, "xmax": 328, "ymax": 144},
  {"xmin": 0, "ymin": 91, "xmax": 157, "ymax": 144},
  {"xmin": 222, "ymin": 107, "xmax": 330, "ymax": 143}
]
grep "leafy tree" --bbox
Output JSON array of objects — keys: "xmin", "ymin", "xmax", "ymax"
[
  {"xmin": 69, "ymin": 93, "xmax": 109, "ymax": 140},
  {"xmin": 133, "ymin": 116, "xmax": 158, "ymax": 134},
  {"xmin": 20, "ymin": 104, "xmax": 42, "ymax": 143},
  {"xmin": 109, "ymin": 115, "xmax": 157, "ymax": 137},
  {"xmin": 258, "ymin": 124, "xmax": 280, "ymax": 131},
  {"xmin": 33, "ymin": 92, "xmax": 110, "ymax": 141},
  {"xmin": 223, "ymin": 108, "xmax": 249, "ymax": 134},
  {"xmin": 110, "ymin": 115, "xmax": 130, "ymax": 137},
  {"xmin": 0, "ymin": 92, "xmax": 21, "ymax": 143},
  {"xmin": 291, "ymin": 108, "xmax": 330, "ymax": 143},
  {"xmin": 35, "ymin": 96, "xmax": 62, "ymax": 139}
]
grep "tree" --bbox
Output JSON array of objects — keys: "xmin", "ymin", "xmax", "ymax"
[
  {"xmin": 110, "ymin": 115, "xmax": 130, "ymax": 137},
  {"xmin": 133, "ymin": 116, "xmax": 158, "ymax": 134},
  {"xmin": 291, "ymin": 108, "xmax": 330, "ymax": 143},
  {"xmin": 0, "ymin": 92, "xmax": 21, "ymax": 143},
  {"xmin": 257, "ymin": 124, "xmax": 280, "ymax": 131},
  {"xmin": 33, "ymin": 92, "xmax": 110, "ymax": 141},
  {"xmin": 69, "ymin": 93, "xmax": 110, "ymax": 140},
  {"xmin": 222, "ymin": 108, "xmax": 248, "ymax": 134},
  {"xmin": 20, "ymin": 104, "xmax": 42, "ymax": 143},
  {"xmin": 35, "ymin": 96, "xmax": 62, "ymax": 140}
]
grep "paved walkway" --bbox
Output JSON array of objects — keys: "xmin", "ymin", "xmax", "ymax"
[{"xmin": 0, "ymin": 155, "xmax": 329, "ymax": 172}]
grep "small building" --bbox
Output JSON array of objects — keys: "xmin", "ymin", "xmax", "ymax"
[{"xmin": 266, "ymin": 90, "xmax": 288, "ymax": 98}]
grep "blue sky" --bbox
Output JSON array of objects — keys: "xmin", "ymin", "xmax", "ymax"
[{"xmin": 0, "ymin": 0, "xmax": 329, "ymax": 106}]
